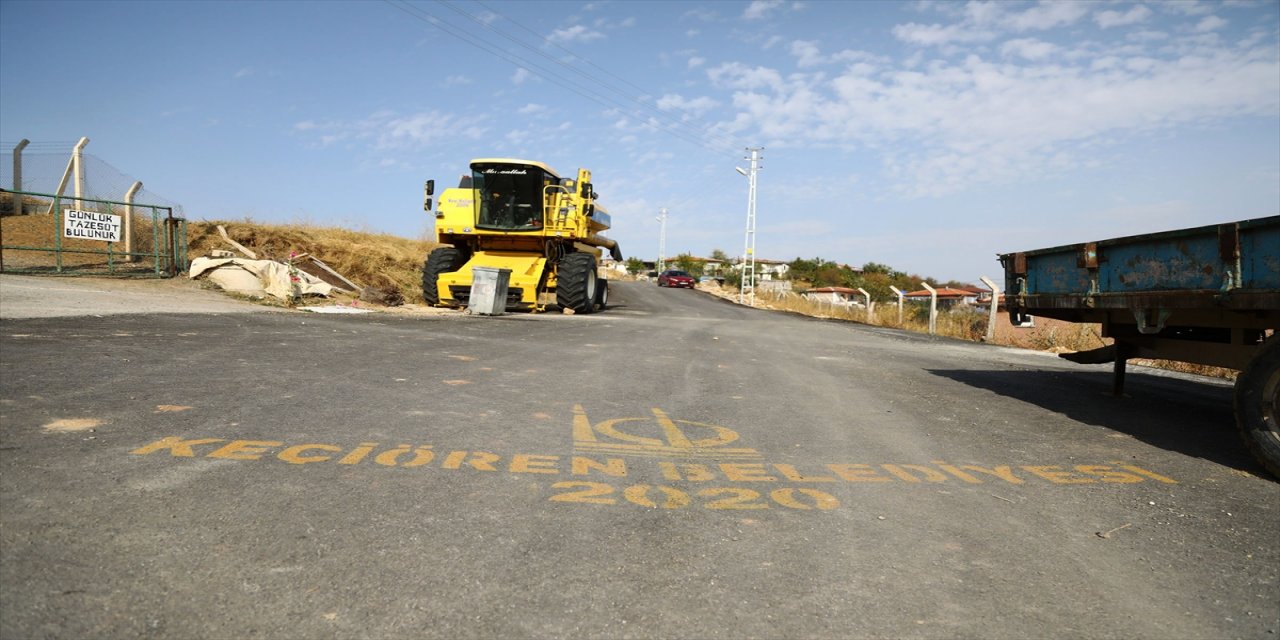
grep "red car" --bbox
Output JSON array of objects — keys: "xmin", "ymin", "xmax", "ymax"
[{"xmin": 657, "ymin": 269, "xmax": 696, "ymax": 288}]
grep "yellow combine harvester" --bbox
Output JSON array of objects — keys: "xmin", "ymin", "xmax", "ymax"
[{"xmin": 422, "ymin": 158, "xmax": 622, "ymax": 313}]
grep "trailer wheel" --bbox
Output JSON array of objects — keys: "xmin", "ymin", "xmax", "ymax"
[
  {"xmin": 556, "ymin": 252, "xmax": 597, "ymax": 314},
  {"xmin": 1235, "ymin": 337, "xmax": 1280, "ymax": 477},
  {"xmin": 422, "ymin": 246, "xmax": 465, "ymax": 306},
  {"xmin": 595, "ymin": 279, "xmax": 609, "ymax": 311}
]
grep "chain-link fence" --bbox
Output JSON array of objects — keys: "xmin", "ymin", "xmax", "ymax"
[
  {"xmin": 1, "ymin": 141, "xmax": 188, "ymax": 277},
  {"xmin": 1, "ymin": 189, "xmax": 187, "ymax": 277}
]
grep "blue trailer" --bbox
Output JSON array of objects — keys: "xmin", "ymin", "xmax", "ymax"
[{"xmin": 999, "ymin": 215, "xmax": 1280, "ymax": 475}]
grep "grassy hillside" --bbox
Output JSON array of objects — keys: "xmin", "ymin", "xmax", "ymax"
[{"xmin": 189, "ymin": 220, "xmax": 441, "ymax": 301}]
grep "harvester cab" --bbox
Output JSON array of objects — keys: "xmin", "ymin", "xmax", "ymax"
[{"xmin": 422, "ymin": 158, "xmax": 622, "ymax": 313}]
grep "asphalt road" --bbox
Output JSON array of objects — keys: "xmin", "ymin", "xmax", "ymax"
[{"xmin": 1, "ymin": 278, "xmax": 1277, "ymax": 639}]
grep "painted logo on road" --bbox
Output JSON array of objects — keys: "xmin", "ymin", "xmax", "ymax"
[{"xmin": 128, "ymin": 405, "xmax": 1177, "ymax": 514}]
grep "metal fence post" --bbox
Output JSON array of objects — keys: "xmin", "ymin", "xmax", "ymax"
[
  {"xmin": 921, "ymin": 282, "xmax": 937, "ymax": 335},
  {"xmin": 979, "ymin": 276, "xmax": 1001, "ymax": 342},
  {"xmin": 889, "ymin": 286, "xmax": 904, "ymax": 325}
]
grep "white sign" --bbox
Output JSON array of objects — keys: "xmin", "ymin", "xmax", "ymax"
[{"xmin": 63, "ymin": 209, "xmax": 122, "ymax": 243}]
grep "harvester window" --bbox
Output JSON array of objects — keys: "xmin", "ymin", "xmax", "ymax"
[{"xmin": 473, "ymin": 164, "xmax": 547, "ymax": 231}]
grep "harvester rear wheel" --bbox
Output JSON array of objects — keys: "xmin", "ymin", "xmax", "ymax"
[
  {"xmin": 556, "ymin": 252, "xmax": 598, "ymax": 314},
  {"xmin": 422, "ymin": 246, "xmax": 465, "ymax": 305},
  {"xmin": 595, "ymin": 279, "xmax": 609, "ymax": 311}
]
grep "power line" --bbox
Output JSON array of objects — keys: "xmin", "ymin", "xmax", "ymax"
[
  {"xmin": 389, "ymin": 0, "xmax": 736, "ymax": 158},
  {"xmin": 383, "ymin": 0, "xmax": 740, "ymax": 159},
  {"xmin": 462, "ymin": 0, "xmax": 744, "ymax": 153}
]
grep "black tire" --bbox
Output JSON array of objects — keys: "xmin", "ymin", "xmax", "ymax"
[
  {"xmin": 422, "ymin": 246, "xmax": 465, "ymax": 305},
  {"xmin": 595, "ymin": 279, "xmax": 609, "ymax": 311},
  {"xmin": 556, "ymin": 252, "xmax": 598, "ymax": 314},
  {"xmin": 1236, "ymin": 337, "xmax": 1280, "ymax": 477}
]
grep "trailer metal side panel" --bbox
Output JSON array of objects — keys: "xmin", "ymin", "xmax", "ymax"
[
  {"xmin": 1002, "ymin": 215, "xmax": 1280, "ymax": 314},
  {"xmin": 1098, "ymin": 235, "xmax": 1219, "ymax": 291},
  {"xmin": 1241, "ymin": 223, "xmax": 1280, "ymax": 289}
]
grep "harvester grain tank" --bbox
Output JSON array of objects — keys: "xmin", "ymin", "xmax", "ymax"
[{"xmin": 422, "ymin": 158, "xmax": 622, "ymax": 313}]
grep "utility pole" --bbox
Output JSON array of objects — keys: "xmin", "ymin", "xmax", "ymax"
[
  {"xmin": 656, "ymin": 207, "xmax": 668, "ymax": 273},
  {"xmin": 737, "ymin": 147, "xmax": 763, "ymax": 305}
]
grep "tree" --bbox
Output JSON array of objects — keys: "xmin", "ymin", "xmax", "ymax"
[
  {"xmin": 710, "ymin": 248, "xmax": 729, "ymax": 262},
  {"xmin": 624, "ymin": 256, "xmax": 646, "ymax": 275},
  {"xmin": 723, "ymin": 269, "xmax": 741, "ymax": 288},
  {"xmin": 673, "ymin": 253, "xmax": 704, "ymax": 277}
]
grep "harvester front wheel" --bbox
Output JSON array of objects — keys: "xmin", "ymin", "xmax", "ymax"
[
  {"xmin": 422, "ymin": 247, "xmax": 465, "ymax": 305},
  {"xmin": 556, "ymin": 252, "xmax": 598, "ymax": 314}
]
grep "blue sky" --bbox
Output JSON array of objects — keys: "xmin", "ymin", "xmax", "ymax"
[{"xmin": 2, "ymin": 0, "xmax": 1277, "ymax": 282}]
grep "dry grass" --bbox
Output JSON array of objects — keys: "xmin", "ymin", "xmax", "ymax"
[
  {"xmin": 188, "ymin": 220, "xmax": 441, "ymax": 301},
  {"xmin": 702, "ymin": 284, "xmax": 1237, "ymax": 380}
]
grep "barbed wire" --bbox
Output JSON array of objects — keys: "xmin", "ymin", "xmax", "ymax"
[{"xmin": 0, "ymin": 148, "xmax": 184, "ymax": 216}]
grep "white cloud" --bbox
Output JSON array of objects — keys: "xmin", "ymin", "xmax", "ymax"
[
  {"xmin": 763, "ymin": 35, "xmax": 785, "ymax": 50},
  {"xmin": 517, "ymin": 103, "xmax": 547, "ymax": 115},
  {"xmin": 549, "ymin": 24, "xmax": 605, "ymax": 44},
  {"xmin": 1000, "ymin": 38, "xmax": 1056, "ymax": 60},
  {"xmin": 707, "ymin": 62, "xmax": 786, "ymax": 91},
  {"xmin": 686, "ymin": 29, "xmax": 701, "ymax": 37},
  {"xmin": 1127, "ymin": 29, "xmax": 1169, "ymax": 42},
  {"xmin": 681, "ymin": 8, "xmax": 718, "ymax": 22},
  {"xmin": 1095, "ymin": 5, "xmax": 1152, "ymax": 29},
  {"xmin": 656, "ymin": 93, "xmax": 719, "ymax": 115},
  {"xmin": 234, "ymin": 67, "xmax": 254, "ymax": 79},
  {"xmin": 444, "ymin": 75, "xmax": 472, "ymax": 86},
  {"xmin": 293, "ymin": 110, "xmax": 490, "ymax": 152},
  {"xmin": 688, "ymin": 56, "xmax": 706, "ymax": 69},
  {"xmin": 1194, "ymin": 15, "xmax": 1227, "ymax": 32},
  {"xmin": 378, "ymin": 111, "xmax": 488, "ymax": 148},
  {"xmin": 791, "ymin": 40, "xmax": 824, "ymax": 68},
  {"xmin": 1168, "ymin": 1, "xmax": 1215, "ymax": 16},
  {"xmin": 743, "ymin": 0, "xmax": 783, "ymax": 20},
  {"xmin": 511, "ymin": 68, "xmax": 533, "ymax": 85},
  {"xmin": 1003, "ymin": 1, "xmax": 1089, "ymax": 31},
  {"xmin": 709, "ymin": 32, "xmax": 1280, "ymax": 198},
  {"xmin": 893, "ymin": 1, "xmax": 1090, "ymax": 46},
  {"xmin": 892, "ymin": 22, "xmax": 996, "ymax": 46},
  {"xmin": 789, "ymin": 40, "xmax": 881, "ymax": 67}
]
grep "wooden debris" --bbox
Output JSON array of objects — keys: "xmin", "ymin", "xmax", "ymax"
[
  {"xmin": 297, "ymin": 256, "xmax": 363, "ymax": 295},
  {"xmin": 216, "ymin": 225, "xmax": 257, "ymax": 259}
]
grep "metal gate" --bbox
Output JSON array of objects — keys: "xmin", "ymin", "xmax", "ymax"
[{"xmin": 0, "ymin": 189, "xmax": 187, "ymax": 277}]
